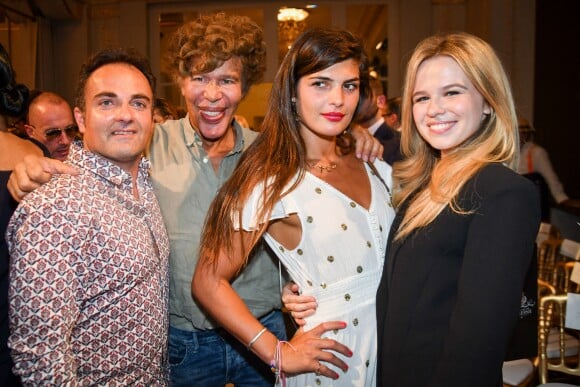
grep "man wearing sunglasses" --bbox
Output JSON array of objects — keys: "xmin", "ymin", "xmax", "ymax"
[{"xmin": 24, "ymin": 91, "xmax": 77, "ymax": 161}]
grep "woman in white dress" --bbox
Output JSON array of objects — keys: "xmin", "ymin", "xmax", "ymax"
[{"xmin": 192, "ymin": 27, "xmax": 395, "ymax": 386}]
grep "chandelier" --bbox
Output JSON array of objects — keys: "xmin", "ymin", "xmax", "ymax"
[{"xmin": 277, "ymin": 7, "xmax": 309, "ymax": 60}]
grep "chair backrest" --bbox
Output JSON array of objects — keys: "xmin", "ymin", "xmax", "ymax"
[
  {"xmin": 537, "ymin": 222, "xmax": 561, "ymax": 245},
  {"xmin": 551, "ymin": 261, "xmax": 580, "ymax": 294},
  {"xmin": 560, "ymin": 239, "xmax": 580, "ymax": 261},
  {"xmin": 538, "ymin": 294, "xmax": 580, "ymax": 383},
  {"xmin": 538, "ymin": 238, "xmax": 564, "ymax": 283}
]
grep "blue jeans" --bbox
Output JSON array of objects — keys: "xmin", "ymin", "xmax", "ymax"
[{"xmin": 169, "ymin": 310, "xmax": 287, "ymax": 387}]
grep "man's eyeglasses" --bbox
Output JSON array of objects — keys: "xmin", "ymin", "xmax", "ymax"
[{"xmin": 37, "ymin": 125, "xmax": 79, "ymax": 141}]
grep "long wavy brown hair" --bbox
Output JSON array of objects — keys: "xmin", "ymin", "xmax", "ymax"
[
  {"xmin": 394, "ymin": 32, "xmax": 518, "ymax": 240},
  {"xmin": 199, "ymin": 27, "xmax": 372, "ymax": 270}
]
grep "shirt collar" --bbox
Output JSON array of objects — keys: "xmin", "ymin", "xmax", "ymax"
[
  {"xmin": 368, "ymin": 117, "xmax": 385, "ymax": 136},
  {"xmin": 68, "ymin": 141, "xmax": 150, "ymax": 187}
]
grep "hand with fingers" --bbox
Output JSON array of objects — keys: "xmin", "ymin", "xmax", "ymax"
[
  {"xmin": 280, "ymin": 321, "xmax": 352, "ymax": 380},
  {"xmin": 282, "ymin": 282, "xmax": 318, "ymax": 327},
  {"xmin": 351, "ymin": 124, "xmax": 384, "ymax": 162},
  {"xmin": 8, "ymin": 155, "xmax": 78, "ymax": 201}
]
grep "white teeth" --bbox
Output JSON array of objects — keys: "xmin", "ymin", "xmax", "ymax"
[
  {"xmin": 430, "ymin": 123, "xmax": 448, "ymax": 130},
  {"xmin": 203, "ymin": 111, "xmax": 220, "ymax": 117}
]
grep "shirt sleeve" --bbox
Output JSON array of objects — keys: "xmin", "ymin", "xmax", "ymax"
[{"xmin": 7, "ymin": 200, "xmax": 82, "ymax": 385}]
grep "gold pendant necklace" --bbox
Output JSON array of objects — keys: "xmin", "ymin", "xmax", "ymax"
[{"xmin": 306, "ymin": 160, "xmax": 338, "ymax": 173}]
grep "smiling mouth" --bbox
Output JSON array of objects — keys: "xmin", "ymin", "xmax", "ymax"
[
  {"xmin": 429, "ymin": 122, "xmax": 453, "ymax": 134},
  {"xmin": 112, "ymin": 130, "xmax": 136, "ymax": 135}
]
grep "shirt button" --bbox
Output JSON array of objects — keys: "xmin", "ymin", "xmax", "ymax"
[
  {"xmin": 315, "ymin": 187, "xmax": 322, "ymax": 194},
  {"xmin": 345, "ymin": 294, "xmax": 351, "ymax": 301},
  {"xmin": 297, "ymin": 249, "xmax": 303, "ymax": 255},
  {"xmin": 350, "ymin": 202, "xmax": 356, "ymax": 208},
  {"xmin": 341, "ymin": 224, "xmax": 348, "ymax": 230},
  {"xmin": 353, "ymin": 318, "xmax": 359, "ymax": 326},
  {"xmin": 320, "ymin": 282, "xmax": 327, "ymax": 289},
  {"xmin": 327, "ymin": 256, "xmax": 334, "ymax": 262},
  {"xmin": 307, "ymin": 216, "xmax": 313, "ymax": 223},
  {"xmin": 357, "ymin": 266, "xmax": 363, "ymax": 273}
]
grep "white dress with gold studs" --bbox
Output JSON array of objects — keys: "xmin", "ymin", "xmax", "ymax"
[{"xmin": 239, "ymin": 160, "xmax": 395, "ymax": 387}]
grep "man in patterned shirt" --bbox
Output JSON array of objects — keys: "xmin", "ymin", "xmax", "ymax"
[{"xmin": 6, "ymin": 47, "xmax": 170, "ymax": 385}]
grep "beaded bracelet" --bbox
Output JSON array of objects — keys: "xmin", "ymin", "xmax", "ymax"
[
  {"xmin": 247, "ymin": 327, "xmax": 268, "ymax": 351},
  {"xmin": 269, "ymin": 340, "xmax": 295, "ymax": 387}
]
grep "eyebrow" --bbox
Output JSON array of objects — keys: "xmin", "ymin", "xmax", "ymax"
[
  {"xmin": 93, "ymin": 92, "xmax": 152, "ymax": 102},
  {"xmin": 308, "ymin": 75, "xmax": 360, "ymax": 83}
]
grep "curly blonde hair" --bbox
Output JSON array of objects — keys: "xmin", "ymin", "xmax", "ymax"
[{"xmin": 165, "ymin": 12, "xmax": 266, "ymax": 95}]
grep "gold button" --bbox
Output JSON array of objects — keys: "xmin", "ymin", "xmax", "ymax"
[
  {"xmin": 316, "ymin": 379, "xmax": 321, "ymax": 385},
  {"xmin": 345, "ymin": 294, "xmax": 351, "ymax": 301},
  {"xmin": 307, "ymin": 280, "xmax": 313, "ymax": 286},
  {"xmin": 315, "ymin": 187, "xmax": 322, "ymax": 194},
  {"xmin": 321, "ymin": 282, "xmax": 326, "ymax": 289},
  {"xmin": 327, "ymin": 256, "xmax": 334, "ymax": 262},
  {"xmin": 353, "ymin": 318, "xmax": 358, "ymax": 326},
  {"xmin": 279, "ymin": 246, "xmax": 285, "ymax": 252},
  {"xmin": 367, "ymin": 241, "xmax": 371, "ymax": 247},
  {"xmin": 357, "ymin": 266, "xmax": 363, "ymax": 273},
  {"xmin": 297, "ymin": 249, "xmax": 303, "ymax": 255},
  {"xmin": 350, "ymin": 202, "xmax": 356, "ymax": 208},
  {"xmin": 341, "ymin": 224, "xmax": 347, "ymax": 230},
  {"xmin": 307, "ymin": 216, "xmax": 313, "ymax": 223}
]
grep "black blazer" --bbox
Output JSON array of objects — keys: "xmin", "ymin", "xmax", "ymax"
[
  {"xmin": 376, "ymin": 163, "xmax": 540, "ymax": 387},
  {"xmin": 373, "ymin": 122, "xmax": 402, "ymax": 165}
]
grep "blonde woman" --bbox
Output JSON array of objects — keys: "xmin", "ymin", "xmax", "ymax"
[{"xmin": 375, "ymin": 32, "xmax": 540, "ymax": 386}]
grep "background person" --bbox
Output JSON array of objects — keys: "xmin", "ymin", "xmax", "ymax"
[
  {"xmin": 192, "ymin": 27, "xmax": 395, "ymax": 386},
  {"xmin": 355, "ymin": 78, "xmax": 402, "ymax": 165},
  {"xmin": 24, "ymin": 91, "xmax": 77, "ymax": 161},
  {"xmin": 153, "ymin": 97, "xmax": 177, "ymax": 124},
  {"xmin": 384, "ymin": 96, "xmax": 402, "ymax": 131},
  {"xmin": 375, "ymin": 32, "xmax": 540, "ymax": 386},
  {"xmin": 517, "ymin": 116, "xmax": 580, "ymax": 220}
]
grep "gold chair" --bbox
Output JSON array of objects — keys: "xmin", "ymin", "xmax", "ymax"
[
  {"xmin": 538, "ymin": 294, "xmax": 580, "ymax": 384},
  {"xmin": 539, "ymin": 238, "xmax": 564, "ymax": 283},
  {"xmin": 502, "ymin": 280, "xmax": 558, "ymax": 387},
  {"xmin": 552, "ymin": 261, "xmax": 580, "ymax": 294}
]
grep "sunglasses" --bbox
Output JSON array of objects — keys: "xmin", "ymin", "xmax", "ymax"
[{"xmin": 41, "ymin": 125, "xmax": 79, "ymax": 141}]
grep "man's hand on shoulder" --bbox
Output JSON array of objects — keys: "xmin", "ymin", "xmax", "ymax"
[{"xmin": 8, "ymin": 155, "xmax": 79, "ymax": 202}]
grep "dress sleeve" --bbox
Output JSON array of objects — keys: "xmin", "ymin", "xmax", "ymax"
[
  {"xmin": 7, "ymin": 200, "xmax": 82, "ymax": 385},
  {"xmin": 233, "ymin": 179, "xmax": 299, "ymax": 231},
  {"xmin": 430, "ymin": 169, "xmax": 541, "ymax": 386}
]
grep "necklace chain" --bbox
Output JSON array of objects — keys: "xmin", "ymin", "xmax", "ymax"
[{"xmin": 306, "ymin": 160, "xmax": 338, "ymax": 173}]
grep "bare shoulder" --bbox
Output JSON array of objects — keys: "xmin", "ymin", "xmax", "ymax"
[{"xmin": 0, "ymin": 132, "xmax": 43, "ymax": 170}]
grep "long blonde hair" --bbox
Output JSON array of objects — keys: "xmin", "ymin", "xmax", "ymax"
[
  {"xmin": 199, "ymin": 27, "xmax": 372, "ymax": 269},
  {"xmin": 394, "ymin": 32, "xmax": 518, "ymax": 240}
]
